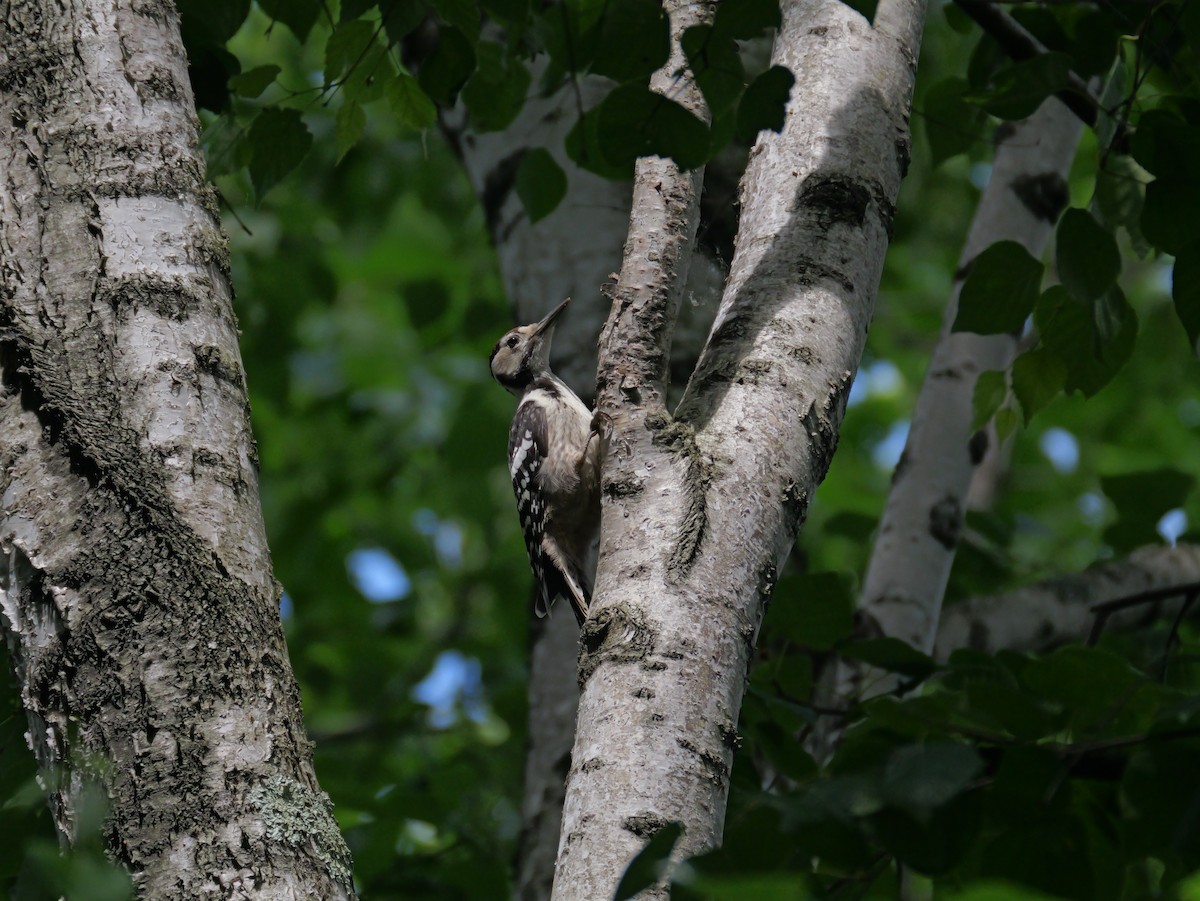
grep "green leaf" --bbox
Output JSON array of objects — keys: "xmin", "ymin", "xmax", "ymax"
[
  {"xmin": 325, "ymin": 19, "xmax": 374, "ymax": 84},
  {"xmin": 1142, "ymin": 176, "xmax": 1200, "ymax": 256},
  {"xmin": 516, "ymin": 149, "xmax": 568, "ymax": 223},
  {"xmin": 840, "ymin": 639, "xmax": 938, "ymax": 679},
  {"xmin": 1095, "ymin": 155, "xmax": 1146, "ymax": 241},
  {"xmin": 385, "ymin": 73, "xmax": 437, "ymax": 130},
  {"xmin": 971, "ymin": 370, "xmax": 1007, "ymax": 431},
  {"xmin": 683, "ymin": 25, "xmax": 745, "ymax": 119},
  {"xmin": 1035, "ymin": 285, "xmax": 1136, "ymax": 396},
  {"xmin": 1056, "ymin": 208, "xmax": 1120, "ymax": 301},
  {"xmin": 1122, "ymin": 744, "xmax": 1200, "ymax": 859},
  {"xmin": 259, "ymin": 0, "xmax": 321, "ymax": 40},
  {"xmin": 614, "ymin": 822, "xmax": 682, "ymax": 900},
  {"xmin": 481, "ymin": 0, "xmax": 530, "ymax": 25},
  {"xmin": 881, "ymin": 743, "xmax": 984, "ymax": 817},
  {"xmin": 1173, "ymin": 240, "xmax": 1200, "ymax": 355},
  {"xmin": 994, "ymin": 406, "xmax": 1019, "ymax": 441},
  {"xmin": 953, "ymin": 241, "xmax": 1044, "ymax": 334},
  {"xmin": 924, "ymin": 77, "xmax": 987, "ymax": 167},
  {"xmin": 1100, "ymin": 468, "xmax": 1194, "ymax": 553},
  {"xmin": 1068, "ymin": 10, "xmax": 1120, "ymax": 78},
  {"xmin": 565, "ymin": 105, "xmax": 631, "ymax": 179},
  {"xmin": 735, "ymin": 65, "xmax": 794, "ymax": 143},
  {"xmin": 767, "ymin": 572, "xmax": 854, "ymax": 651},
  {"xmin": 381, "ymin": 0, "xmax": 436, "ymax": 46},
  {"xmin": 335, "ymin": 101, "xmax": 366, "ymax": 163},
  {"xmin": 433, "ymin": 0, "xmax": 481, "ymax": 42},
  {"xmin": 1022, "ymin": 645, "xmax": 1148, "ymax": 729},
  {"xmin": 974, "ymin": 52, "xmax": 1072, "ymax": 121},
  {"xmin": 229, "ymin": 64, "xmax": 281, "ymax": 98},
  {"xmin": 590, "ymin": 0, "xmax": 669, "ymax": 83},
  {"xmin": 175, "ymin": 0, "xmax": 251, "ymax": 45},
  {"xmin": 1011, "ymin": 348, "xmax": 1065, "ymax": 424},
  {"xmin": 462, "ymin": 42, "xmax": 531, "ymax": 132},
  {"xmin": 247, "ymin": 108, "xmax": 313, "ymax": 201},
  {"xmin": 594, "ymin": 84, "xmax": 710, "ymax": 174},
  {"xmin": 417, "ymin": 26, "xmax": 476, "ymax": 106},
  {"xmin": 712, "ymin": 0, "xmax": 782, "ymax": 39},
  {"xmin": 1130, "ymin": 109, "xmax": 1200, "ymax": 178}
]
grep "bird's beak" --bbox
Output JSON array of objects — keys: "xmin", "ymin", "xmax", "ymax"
[{"xmin": 532, "ymin": 297, "xmax": 571, "ymax": 337}]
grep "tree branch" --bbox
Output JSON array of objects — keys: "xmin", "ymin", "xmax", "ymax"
[
  {"xmin": 934, "ymin": 545, "xmax": 1200, "ymax": 658},
  {"xmin": 953, "ymin": 0, "xmax": 1121, "ymax": 146}
]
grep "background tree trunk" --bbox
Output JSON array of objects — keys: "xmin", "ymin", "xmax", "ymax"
[
  {"xmin": 808, "ymin": 97, "xmax": 1084, "ymax": 760},
  {"xmin": 0, "ymin": 1, "xmax": 351, "ymax": 896}
]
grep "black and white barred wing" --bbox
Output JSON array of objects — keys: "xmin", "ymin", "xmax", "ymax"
[{"xmin": 509, "ymin": 401, "xmax": 553, "ymax": 617}]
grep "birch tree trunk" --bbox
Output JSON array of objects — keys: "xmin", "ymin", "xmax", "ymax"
[
  {"xmin": 451, "ymin": 59, "xmax": 725, "ymax": 901},
  {"xmin": 858, "ymin": 96, "xmax": 1083, "ymax": 654},
  {"xmin": 554, "ymin": 0, "xmax": 925, "ymax": 895},
  {"xmin": 0, "ymin": 2, "xmax": 352, "ymax": 897},
  {"xmin": 808, "ymin": 97, "xmax": 1082, "ymax": 759}
]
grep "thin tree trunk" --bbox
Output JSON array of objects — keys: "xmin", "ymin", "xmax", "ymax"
[
  {"xmin": 450, "ymin": 56, "xmax": 727, "ymax": 901},
  {"xmin": 0, "ymin": 2, "xmax": 352, "ymax": 897},
  {"xmin": 860, "ymin": 97, "xmax": 1082, "ymax": 653},
  {"xmin": 555, "ymin": 0, "xmax": 924, "ymax": 895},
  {"xmin": 808, "ymin": 97, "xmax": 1084, "ymax": 761}
]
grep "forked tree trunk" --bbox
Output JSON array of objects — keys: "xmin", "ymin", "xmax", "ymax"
[
  {"xmin": 554, "ymin": 0, "xmax": 925, "ymax": 895},
  {"xmin": 0, "ymin": 2, "xmax": 352, "ymax": 897}
]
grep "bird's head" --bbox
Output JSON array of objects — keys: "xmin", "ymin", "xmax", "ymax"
[{"xmin": 489, "ymin": 298, "xmax": 570, "ymax": 395}]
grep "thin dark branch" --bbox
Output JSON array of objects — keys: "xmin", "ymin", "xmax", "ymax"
[
  {"xmin": 1160, "ymin": 589, "xmax": 1200, "ymax": 682},
  {"xmin": 1087, "ymin": 579, "xmax": 1200, "ymax": 646},
  {"xmin": 953, "ymin": 0, "xmax": 1128, "ymax": 150}
]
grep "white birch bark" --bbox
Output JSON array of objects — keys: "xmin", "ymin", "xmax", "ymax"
[
  {"xmin": 806, "ymin": 97, "xmax": 1083, "ymax": 760},
  {"xmin": 859, "ymin": 97, "xmax": 1083, "ymax": 653},
  {"xmin": 935, "ymin": 544, "xmax": 1200, "ymax": 658},
  {"xmin": 554, "ymin": 0, "xmax": 925, "ymax": 895},
  {"xmin": 451, "ymin": 56, "xmax": 728, "ymax": 901},
  {"xmin": 0, "ymin": 1, "xmax": 352, "ymax": 897}
]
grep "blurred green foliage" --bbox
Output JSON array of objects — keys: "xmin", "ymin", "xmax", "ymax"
[{"xmin": 5, "ymin": 0, "xmax": 1200, "ymax": 898}]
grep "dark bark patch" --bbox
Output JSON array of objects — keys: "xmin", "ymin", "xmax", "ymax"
[
  {"xmin": 633, "ymin": 687, "xmax": 655, "ymax": 699},
  {"xmin": 1011, "ymin": 171, "xmax": 1069, "ymax": 225},
  {"xmin": 481, "ymin": 150, "xmax": 522, "ymax": 240},
  {"xmin": 578, "ymin": 604, "xmax": 654, "ymax": 686},
  {"xmin": 968, "ymin": 428, "xmax": 989, "ymax": 465},
  {"xmin": 624, "ymin": 813, "xmax": 670, "ymax": 838},
  {"xmin": 99, "ymin": 272, "xmax": 210, "ymax": 321},
  {"xmin": 194, "ymin": 344, "xmax": 244, "ymax": 387},
  {"xmin": 798, "ymin": 175, "xmax": 871, "ymax": 229},
  {"xmin": 603, "ymin": 475, "xmax": 645, "ymax": 499},
  {"xmin": 929, "ymin": 495, "xmax": 962, "ymax": 550},
  {"xmin": 645, "ymin": 413, "xmax": 712, "ymax": 583},
  {"xmin": 782, "ymin": 479, "xmax": 810, "ymax": 538},
  {"xmin": 736, "ymin": 358, "xmax": 773, "ymax": 385},
  {"xmin": 968, "ymin": 619, "xmax": 990, "ymax": 651},
  {"xmin": 676, "ymin": 737, "xmax": 730, "ymax": 784}
]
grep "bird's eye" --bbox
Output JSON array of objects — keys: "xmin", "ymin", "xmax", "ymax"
[{"xmin": 506, "ymin": 335, "xmax": 519, "ymax": 349}]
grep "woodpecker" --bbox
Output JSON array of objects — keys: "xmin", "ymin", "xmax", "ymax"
[{"xmin": 490, "ymin": 298, "xmax": 603, "ymax": 626}]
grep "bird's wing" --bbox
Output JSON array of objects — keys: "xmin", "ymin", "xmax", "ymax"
[{"xmin": 509, "ymin": 400, "xmax": 552, "ymax": 617}]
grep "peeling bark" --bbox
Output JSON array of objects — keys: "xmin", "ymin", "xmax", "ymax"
[
  {"xmin": 0, "ymin": 2, "xmax": 351, "ymax": 897},
  {"xmin": 555, "ymin": 0, "xmax": 924, "ymax": 895}
]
